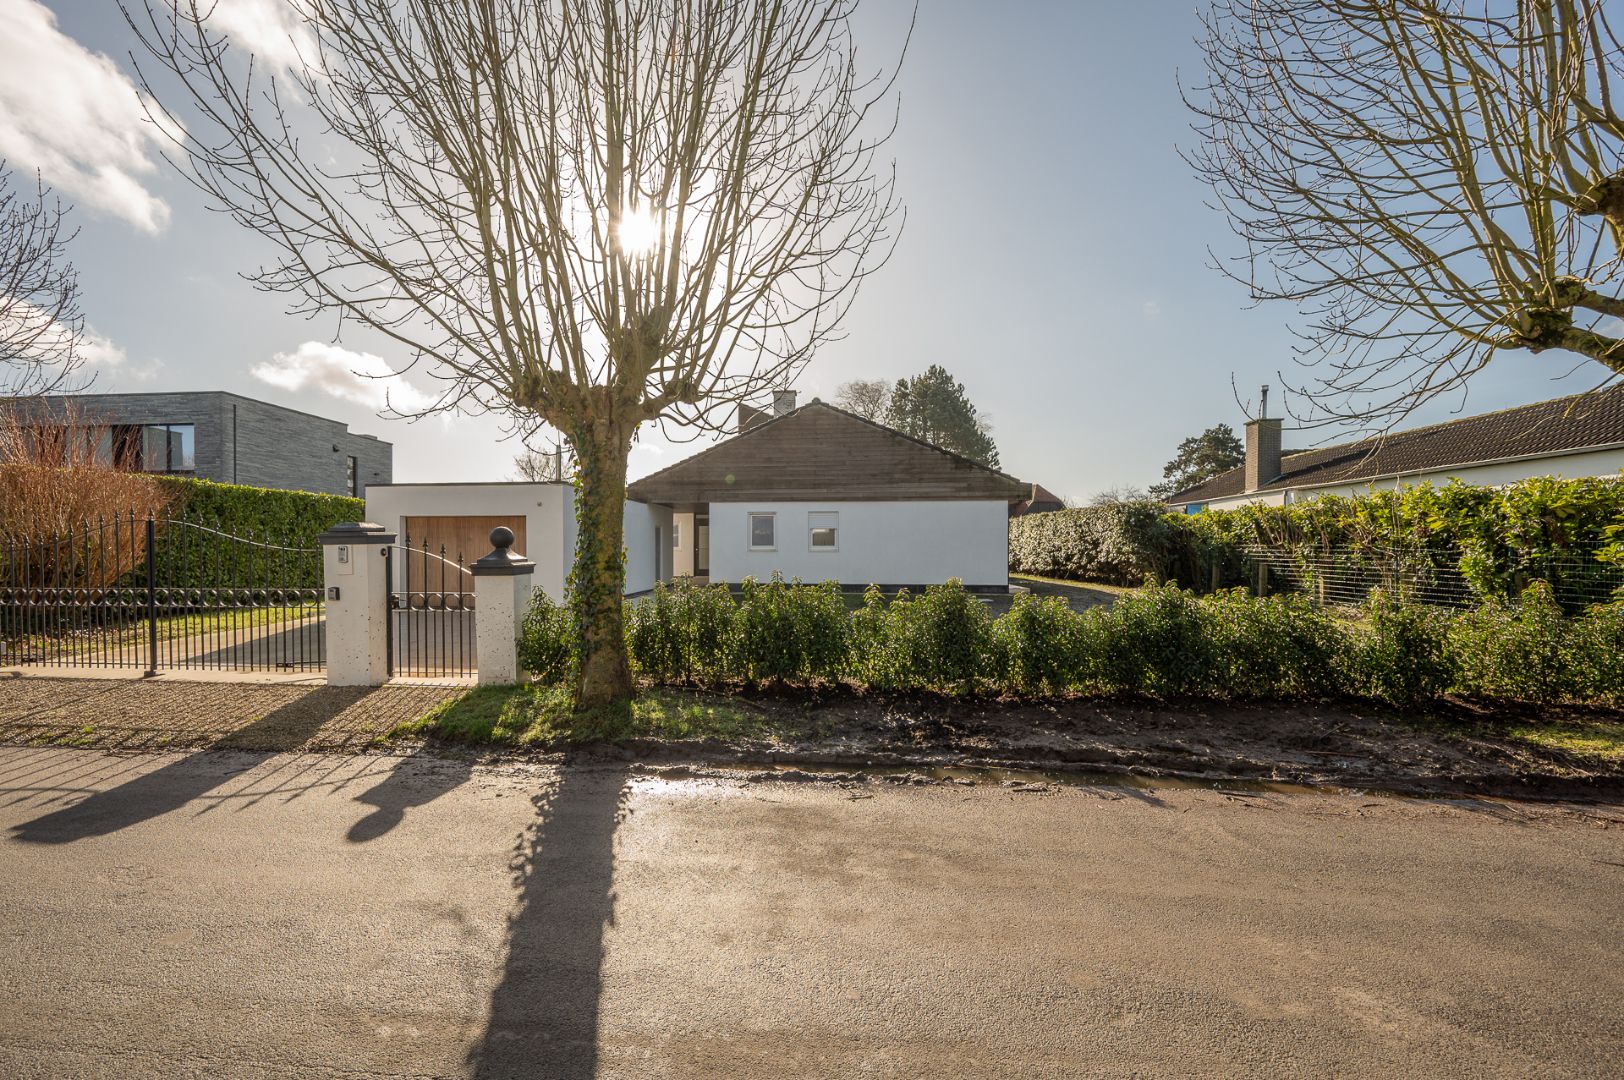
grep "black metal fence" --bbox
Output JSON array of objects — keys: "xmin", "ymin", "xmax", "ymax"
[
  {"xmin": 385, "ymin": 536, "xmax": 475, "ymax": 680},
  {"xmin": 0, "ymin": 512, "xmax": 325, "ymax": 673}
]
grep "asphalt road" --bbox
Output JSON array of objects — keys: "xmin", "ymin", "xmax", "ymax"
[{"xmin": 0, "ymin": 746, "xmax": 1620, "ymax": 1079}]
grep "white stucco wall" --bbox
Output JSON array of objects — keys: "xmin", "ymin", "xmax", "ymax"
[
  {"xmin": 1194, "ymin": 446, "xmax": 1624, "ymax": 512},
  {"xmin": 364, "ymin": 482, "xmax": 670, "ymax": 600},
  {"xmin": 707, "ymin": 500, "xmax": 1009, "ymax": 587},
  {"xmin": 622, "ymin": 500, "xmax": 674, "ymax": 595},
  {"xmin": 672, "ymin": 511, "xmax": 696, "ymax": 577}
]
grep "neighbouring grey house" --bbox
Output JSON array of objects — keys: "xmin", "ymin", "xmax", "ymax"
[{"xmin": 2, "ymin": 391, "xmax": 392, "ymax": 497}]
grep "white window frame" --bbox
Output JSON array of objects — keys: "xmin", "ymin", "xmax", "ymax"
[
  {"xmin": 747, "ymin": 512, "xmax": 777, "ymax": 552},
  {"xmin": 807, "ymin": 511, "xmax": 839, "ymax": 552},
  {"xmin": 672, "ymin": 521, "xmax": 681, "ymax": 549}
]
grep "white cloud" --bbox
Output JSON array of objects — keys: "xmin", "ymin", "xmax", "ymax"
[
  {"xmin": 251, "ymin": 340, "xmax": 434, "ymax": 413},
  {"xmin": 0, "ymin": 1, "xmax": 170, "ymax": 233},
  {"xmin": 1142, "ymin": 300, "xmax": 1162, "ymax": 317},
  {"xmin": 207, "ymin": 0, "xmax": 315, "ymax": 73}
]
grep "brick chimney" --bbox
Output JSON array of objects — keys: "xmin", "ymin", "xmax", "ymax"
[
  {"xmin": 772, "ymin": 389, "xmax": 798, "ymax": 417},
  {"xmin": 1244, "ymin": 385, "xmax": 1283, "ymax": 493}
]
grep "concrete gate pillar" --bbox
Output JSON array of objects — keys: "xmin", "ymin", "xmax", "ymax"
[
  {"xmin": 471, "ymin": 527, "xmax": 535, "ymax": 686},
  {"xmin": 318, "ymin": 522, "xmax": 395, "ymax": 686}
]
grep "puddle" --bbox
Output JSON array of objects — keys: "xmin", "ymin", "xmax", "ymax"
[{"xmin": 687, "ymin": 761, "xmax": 1415, "ymax": 800}]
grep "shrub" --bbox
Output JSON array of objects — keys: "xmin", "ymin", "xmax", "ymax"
[
  {"xmin": 1008, "ymin": 501, "xmax": 1187, "ymax": 585},
  {"xmin": 727, "ymin": 575, "xmax": 850, "ymax": 685},
  {"xmin": 1450, "ymin": 581, "xmax": 1575, "ymax": 702},
  {"xmin": 518, "ymin": 587, "xmax": 578, "ymax": 684},
  {"xmin": 1341, "ymin": 588, "xmax": 1456, "ymax": 705},
  {"xmin": 991, "ymin": 593, "xmax": 1090, "ymax": 695},
  {"xmin": 1202, "ymin": 589, "xmax": 1347, "ymax": 698},
  {"xmin": 849, "ymin": 585, "xmax": 908, "ymax": 690},
  {"xmin": 1569, "ymin": 601, "xmax": 1624, "ymax": 702},
  {"xmin": 901, "ymin": 580, "xmax": 991, "ymax": 692},
  {"xmin": 1098, "ymin": 582, "xmax": 1220, "ymax": 696}
]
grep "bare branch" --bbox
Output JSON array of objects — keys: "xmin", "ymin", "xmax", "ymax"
[
  {"xmin": 1185, "ymin": 0, "xmax": 1624, "ymax": 428},
  {"xmin": 0, "ymin": 162, "xmax": 89, "ymax": 397}
]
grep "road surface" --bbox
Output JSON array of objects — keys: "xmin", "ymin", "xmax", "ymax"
[{"xmin": 0, "ymin": 746, "xmax": 1620, "ymax": 1078}]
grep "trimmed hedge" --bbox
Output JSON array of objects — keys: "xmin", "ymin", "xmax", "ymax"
[
  {"xmin": 519, "ymin": 576, "xmax": 1624, "ymax": 705},
  {"xmin": 1010, "ymin": 476, "xmax": 1624, "ymax": 604},
  {"xmin": 150, "ymin": 477, "xmax": 364, "ymax": 588},
  {"xmin": 1007, "ymin": 501, "xmax": 1184, "ymax": 585}
]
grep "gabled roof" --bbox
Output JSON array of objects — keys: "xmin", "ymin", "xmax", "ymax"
[
  {"xmin": 628, "ymin": 400, "xmax": 1026, "ymax": 505},
  {"xmin": 1168, "ymin": 384, "xmax": 1624, "ymax": 503}
]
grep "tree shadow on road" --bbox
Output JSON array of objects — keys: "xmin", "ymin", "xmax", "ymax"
[
  {"xmin": 9, "ymin": 686, "xmax": 397, "ymax": 844},
  {"xmin": 467, "ymin": 765, "xmax": 630, "ymax": 1080},
  {"xmin": 346, "ymin": 752, "xmax": 476, "ymax": 842}
]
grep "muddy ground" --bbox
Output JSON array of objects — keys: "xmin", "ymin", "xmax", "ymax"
[
  {"xmin": 1, "ymin": 676, "xmax": 1620, "ymax": 803},
  {"xmin": 574, "ymin": 689, "xmax": 1624, "ymax": 804}
]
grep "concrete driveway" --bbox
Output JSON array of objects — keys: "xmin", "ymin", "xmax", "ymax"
[{"xmin": 0, "ymin": 746, "xmax": 1620, "ymax": 1079}]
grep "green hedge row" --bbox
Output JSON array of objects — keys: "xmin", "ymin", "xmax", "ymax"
[
  {"xmin": 151, "ymin": 477, "xmax": 364, "ymax": 588},
  {"xmin": 1009, "ymin": 475, "xmax": 1624, "ymax": 602},
  {"xmin": 519, "ymin": 576, "xmax": 1624, "ymax": 705}
]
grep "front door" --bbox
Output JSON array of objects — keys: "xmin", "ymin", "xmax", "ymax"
[{"xmin": 695, "ymin": 514, "xmax": 710, "ymax": 577}]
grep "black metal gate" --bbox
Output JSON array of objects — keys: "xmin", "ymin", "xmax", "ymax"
[
  {"xmin": 0, "ymin": 513, "xmax": 326, "ymax": 674},
  {"xmin": 384, "ymin": 537, "xmax": 475, "ymax": 679}
]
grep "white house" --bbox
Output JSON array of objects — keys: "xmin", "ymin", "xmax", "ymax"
[
  {"xmin": 365, "ymin": 481, "xmax": 673, "ymax": 601},
  {"xmin": 364, "ymin": 393, "xmax": 1025, "ymax": 597},
  {"xmin": 628, "ymin": 393, "xmax": 1025, "ymax": 589},
  {"xmin": 1167, "ymin": 385, "xmax": 1624, "ymax": 513}
]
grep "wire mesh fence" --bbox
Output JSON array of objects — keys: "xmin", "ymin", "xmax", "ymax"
[{"xmin": 1242, "ymin": 544, "xmax": 1624, "ymax": 611}]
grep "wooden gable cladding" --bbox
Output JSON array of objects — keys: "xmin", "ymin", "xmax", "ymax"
[{"xmin": 628, "ymin": 402, "xmax": 1026, "ymax": 504}]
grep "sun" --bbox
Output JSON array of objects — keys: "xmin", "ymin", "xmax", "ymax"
[{"xmin": 616, "ymin": 206, "xmax": 660, "ymax": 256}]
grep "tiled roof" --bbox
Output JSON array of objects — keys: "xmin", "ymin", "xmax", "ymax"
[{"xmin": 1168, "ymin": 385, "xmax": 1624, "ymax": 503}]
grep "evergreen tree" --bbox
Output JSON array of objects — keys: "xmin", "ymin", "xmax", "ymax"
[
  {"xmin": 883, "ymin": 365, "xmax": 1000, "ymax": 469},
  {"xmin": 1151, "ymin": 423, "xmax": 1244, "ymax": 497}
]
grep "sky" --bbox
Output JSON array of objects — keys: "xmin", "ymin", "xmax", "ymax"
[{"xmin": 2, "ymin": 0, "xmax": 1612, "ymax": 502}]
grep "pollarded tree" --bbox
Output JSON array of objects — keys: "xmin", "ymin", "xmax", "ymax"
[
  {"xmin": 1187, "ymin": 0, "xmax": 1624, "ymax": 426},
  {"xmin": 126, "ymin": 0, "xmax": 906, "ymax": 710},
  {"xmin": 0, "ymin": 163, "xmax": 87, "ymax": 396}
]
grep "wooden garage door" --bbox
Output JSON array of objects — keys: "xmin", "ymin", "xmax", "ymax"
[{"xmin": 402, "ymin": 516, "xmax": 528, "ymax": 591}]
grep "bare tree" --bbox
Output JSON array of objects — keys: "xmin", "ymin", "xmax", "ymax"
[
  {"xmin": 1086, "ymin": 485, "xmax": 1149, "ymax": 507},
  {"xmin": 513, "ymin": 440, "xmax": 573, "ymax": 483},
  {"xmin": 1187, "ymin": 0, "xmax": 1624, "ymax": 427},
  {"xmin": 833, "ymin": 377, "xmax": 890, "ymax": 419},
  {"xmin": 127, "ymin": 0, "xmax": 907, "ymax": 709},
  {"xmin": 0, "ymin": 163, "xmax": 87, "ymax": 396}
]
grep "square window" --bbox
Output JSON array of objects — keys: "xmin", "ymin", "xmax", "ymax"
[
  {"xmin": 748, "ymin": 512, "xmax": 776, "ymax": 551},
  {"xmin": 808, "ymin": 511, "xmax": 838, "ymax": 551}
]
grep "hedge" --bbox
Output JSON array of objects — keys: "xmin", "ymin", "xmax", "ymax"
[
  {"xmin": 151, "ymin": 477, "xmax": 364, "ymax": 588},
  {"xmin": 519, "ymin": 575, "xmax": 1624, "ymax": 705},
  {"xmin": 1009, "ymin": 476, "xmax": 1624, "ymax": 603}
]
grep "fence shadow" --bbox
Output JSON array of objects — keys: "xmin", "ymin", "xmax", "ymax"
[
  {"xmin": 9, "ymin": 686, "xmax": 392, "ymax": 844},
  {"xmin": 468, "ymin": 766, "xmax": 630, "ymax": 1080}
]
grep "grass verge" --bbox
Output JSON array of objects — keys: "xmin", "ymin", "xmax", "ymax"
[
  {"xmin": 386, "ymin": 683, "xmax": 805, "ymax": 749},
  {"xmin": 1496, "ymin": 719, "xmax": 1624, "ymax": 762}
]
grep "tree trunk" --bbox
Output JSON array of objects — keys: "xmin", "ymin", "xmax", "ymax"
[{"xmin": 570, "ymin": 421, "xmax": 635, "ymax": 713}]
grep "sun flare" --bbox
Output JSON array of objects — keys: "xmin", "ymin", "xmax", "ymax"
[{"xmin": 616, "ymin": 206, "xmax": 660, "ymax": 255}]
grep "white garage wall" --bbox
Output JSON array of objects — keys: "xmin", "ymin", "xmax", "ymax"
[
  {"xmin": 708, "ymin": 500, "xmax": 1009, "ymax": 588},
  {"xmin": 364, "ymin": 482, "xmax": 672, "ymax": 600},
  {"xmin": 364, "ymin": 482, "xmax": 573, "ymax": 600}
]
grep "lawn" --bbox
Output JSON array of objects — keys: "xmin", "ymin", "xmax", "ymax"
[
  {"xmin": 4, "ymin": 602, "xmax": 322, "ymax": 660},
  {"xmin": 387, "ymin": 683, "xmax": 818, "ymax": 748}
]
